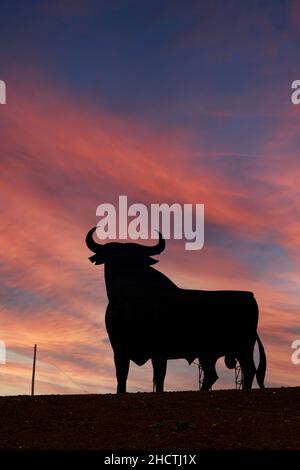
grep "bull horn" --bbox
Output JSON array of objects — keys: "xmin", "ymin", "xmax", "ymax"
[
  {"xmin": 85, "ymin": 227, "xmax": 103, "ymax": 253},
  {"xmin": 146, "ymin": 232, "xmax": 165, "ymax": 255}
]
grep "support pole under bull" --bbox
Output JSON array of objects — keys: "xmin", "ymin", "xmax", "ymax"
[
  {"xmin": 235, "ymin": 362, "xmax": 244, "ymax": 390},
  {"xmin": 193, "ymin": 361, "xmax": 204, "ymax": 390}
]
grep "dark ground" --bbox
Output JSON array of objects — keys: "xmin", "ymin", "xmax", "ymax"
[{"xmin": 0, "ymin": 387, "xmax": 299, "ymax": 450}]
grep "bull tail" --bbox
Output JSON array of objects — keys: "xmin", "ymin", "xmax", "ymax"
[{"xmin": 256, "ymin": 333, "xmax": 266, "ymax": 388}]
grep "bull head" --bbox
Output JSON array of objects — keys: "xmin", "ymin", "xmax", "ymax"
[{"xmin": 85, "ymin": 227, "xmax": 165, "ymax": 266}]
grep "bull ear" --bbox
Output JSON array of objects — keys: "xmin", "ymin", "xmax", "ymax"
[
  {"xmin": 86, "ymin": 227, "xmax": 103, "ymax": 253},
  {"xmin": 89, "ymin": 254, "xmax": 105, "ymax": 265},
  {"xmin": 146, "ymin": 232, "xmax": 165, "ymax": 255}
]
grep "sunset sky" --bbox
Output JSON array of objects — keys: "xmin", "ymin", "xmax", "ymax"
[{"xmin": 0, "ymin": 0, "xmax": 300, "ymax": 395}]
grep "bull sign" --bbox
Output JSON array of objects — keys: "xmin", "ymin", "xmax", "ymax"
[{"xmin": 86, "ymin": 228, "xmax": 266, "ymax": 393}]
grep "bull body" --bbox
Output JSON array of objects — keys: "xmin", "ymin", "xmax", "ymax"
[{"xmin": 86, "ymin": 228, "xmax": 266, "ymax": 392}]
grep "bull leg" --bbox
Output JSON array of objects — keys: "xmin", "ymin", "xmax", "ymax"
[
  {"xmin": 238, "ymin": 352, "xmax": 256, "ymax": 390},
  {"xmin": 114, "ymin": 353, "xmax": 130, "ymax": 393},
  {"xmin": 152, "ymin": 357, "xmax": 167, "ymax": 392},
  {"xmin": 200, "ymin": 358, "xmax": 218, "ymax": 391}
]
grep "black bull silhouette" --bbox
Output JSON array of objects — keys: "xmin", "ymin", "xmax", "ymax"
[{"xmin": 86, "ymin": 227, "xmax": 266, "ymax": 392}]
